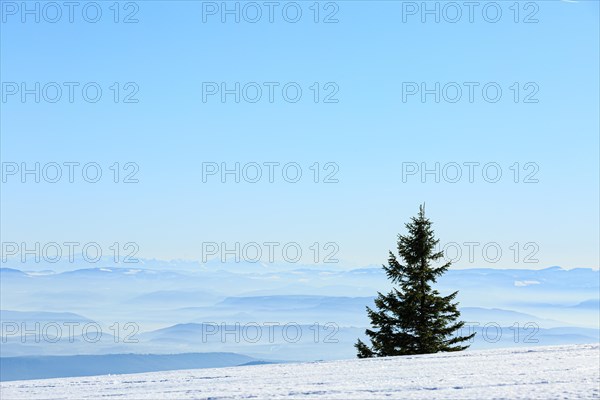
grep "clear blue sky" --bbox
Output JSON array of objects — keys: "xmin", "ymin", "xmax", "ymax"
[{"xmin": 1, "ymin": 0, "xmax": 598, "ymax": 269}]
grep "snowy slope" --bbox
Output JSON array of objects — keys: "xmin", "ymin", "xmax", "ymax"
[{"xmin": 1, "ymin": 344, "xmax": 598, "ymax": 399}]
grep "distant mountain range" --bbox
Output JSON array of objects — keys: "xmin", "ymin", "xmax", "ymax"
[
  {"xmin": 1, "ymin": 264, "xmax": 598, "ymax": 363},
  {"xmin": 1, "ymin": 305, "xmax": 598, "ymax": 360}
]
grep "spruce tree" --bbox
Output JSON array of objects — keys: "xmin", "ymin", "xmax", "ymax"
[{"xmin": 356, "ymin": 205, "xmax": 474, "ymax": 357}]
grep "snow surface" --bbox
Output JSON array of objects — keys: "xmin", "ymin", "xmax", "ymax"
[{"xmin": 1, "ymin": 344, "xmax": 599, "ymax": 399}]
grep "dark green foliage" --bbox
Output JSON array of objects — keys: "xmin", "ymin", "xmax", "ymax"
[{"xmin": 356, "ymin": 205, "xmax": 475, "ymax": 357}]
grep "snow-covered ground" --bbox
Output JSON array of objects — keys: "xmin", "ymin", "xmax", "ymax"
[{"xmin": 1, "ymin": 344, "xmax": 598, "ymax": 399}]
